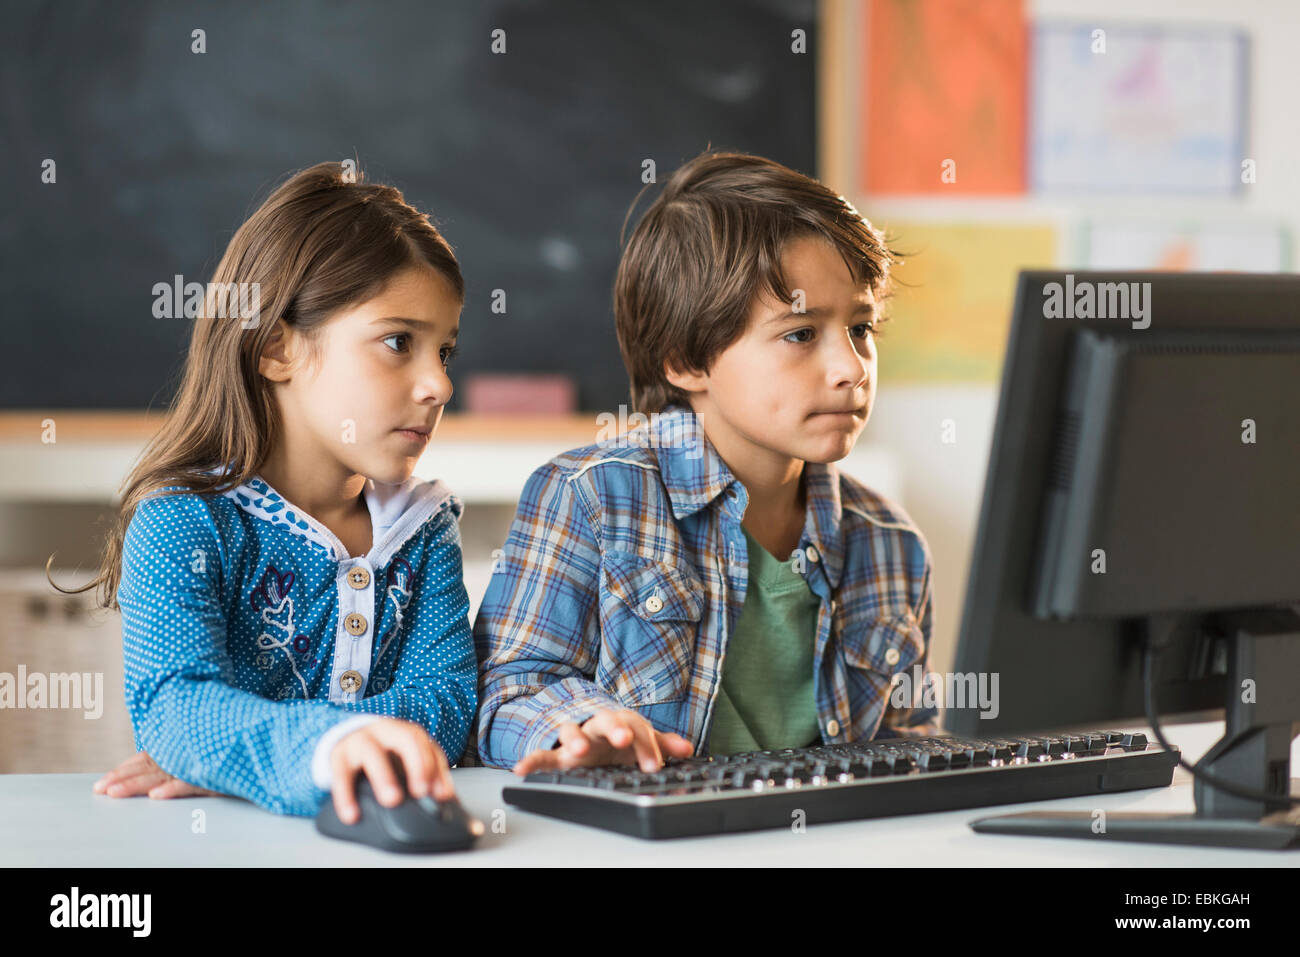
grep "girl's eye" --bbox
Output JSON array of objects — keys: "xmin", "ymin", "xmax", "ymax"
[
  {"xmin": 782, "ymin": 327, "xmax": 815, "ymax": 344},
  {"xmin": 851, "ymin": 322, "xmax": 877, "ymax": 339},
  {"xmin": 382, "ymin": 333, "xmax": 411, "ymax": 353},
  {"xmin": 440, "ymin": 344, "xmax": 459, "ymax": 367}
]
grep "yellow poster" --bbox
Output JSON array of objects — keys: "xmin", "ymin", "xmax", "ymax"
[{"xmin": 875, "ymin": 222, "xmax": 1057, "ymax": 381}]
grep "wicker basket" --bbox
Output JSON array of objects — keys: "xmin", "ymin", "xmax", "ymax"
[{"xmin": 0, "ymin": 573, "xmax": 136, "ymax": 773}]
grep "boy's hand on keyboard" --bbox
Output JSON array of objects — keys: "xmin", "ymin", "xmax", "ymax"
[
  {"xmin": 330, "ymin": 718, "xmax": 454, "ymax": 825},
  {"xmin": 512, "ymin": 708, "xmax": 694, "ymax": 775},
  {"xmin": 93, "ymin": 751, "xmax": 220, "ymax": 799}
]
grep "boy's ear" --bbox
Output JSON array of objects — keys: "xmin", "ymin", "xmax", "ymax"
[
  {"xmin": 258, "ymin": 320, "xmax": 298, "ymax": 383},
  {"xmin": 663, "ymin": 357, "xmax": 708, "ymax": 395}
]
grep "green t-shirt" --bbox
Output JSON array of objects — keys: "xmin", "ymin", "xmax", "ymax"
[{"xmin": 706, "ymin": 525, "xmax": 822, "ymax": 756}]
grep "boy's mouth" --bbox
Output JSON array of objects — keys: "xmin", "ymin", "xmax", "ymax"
[
  {"xmin": 394, "ymin": 425, "xmax": 432, "ymax": 444},
  {"xmin": 809, "ymin": 406, "xmax": 865, "ymax": 419}
]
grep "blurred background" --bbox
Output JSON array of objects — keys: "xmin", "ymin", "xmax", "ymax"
[{"xmin": 1, "ymin": 0, "xmax": 1289, "ymax": 770}]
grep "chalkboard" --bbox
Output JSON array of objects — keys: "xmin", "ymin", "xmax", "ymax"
[{"xmin": 1, "ymin": 0, "xmax": 816, "ymax": 411}]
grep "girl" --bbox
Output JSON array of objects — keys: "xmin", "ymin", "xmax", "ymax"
[{"xmin": 59, "ymin": 161, "xmax": 476, "ymax": 822}]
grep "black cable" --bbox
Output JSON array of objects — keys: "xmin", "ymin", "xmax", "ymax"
[{"xmin": 1142, "ymin": 634, "xmax": 1300, "ymax": 808}]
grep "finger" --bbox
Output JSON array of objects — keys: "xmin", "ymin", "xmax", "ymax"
[
  {"xmin": 94, "ymin": 753, "xmax": 152, "ymax": 791},
  {"xmin": 148, "ymin": 778, "xmax": 202, "ymax": 800},
  {"xmin": 422, "ymin": 741, "xmax": 454, "ymax": 800},
  {"xmin": 586, "ymin": 710, "xmax": 639, "ymax": 751},
  {"xmin": 512, "ymin": 746, "xmax": 560, "ymax": 776},
  {"xmin": 657, "ymin": 731, "xmax": 695, "ymax": 757},
  {"xmin": 578, "ymin": 711, "xmax": 632, "ymax": 753},
  {"xmin": 389, "ymin": 734, "xmax": 436, "ymax": 800},
  {"xmin": 359, "ymin": 745, "xmax": 404, "ymax": 807},
  {"xmin": 623, "ymin": 715, "xmax": 665, "ymax": 771},
  {"xmin": 563, "ymin": 711, "xmax": 628, "ymax": 767},
  {"xmin": 429, "ymin": 750, "xmax": 455, "ymax": 801},
  {"xmin": 555, "ymin": 721, "xmax": 591, "ymax": 759},
  {"xmin": 330, "ymin": 747, "xmax": 362, "ymax": 825},
  {"xmin": 105, "ymin": 770, "xmax": 171, "ymax": 797}
]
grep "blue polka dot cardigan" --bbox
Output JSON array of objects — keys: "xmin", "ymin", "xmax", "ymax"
[{"xmin": 116, "ymin": 472, "xmax": 478, "ymax": 816}]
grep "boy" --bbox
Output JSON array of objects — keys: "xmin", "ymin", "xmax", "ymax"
[{"xmin": 471, "ymin": 150, "xmax": 939, "ymax": 773}]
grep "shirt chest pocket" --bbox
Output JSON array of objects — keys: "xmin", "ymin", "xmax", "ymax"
[
  {"xmin": 836, "ymin": 606, "xmax": 926, "ymax": 681},
  {"xmin": 596, "ymin": 550, "xmax": 704, "ymax": 706}
]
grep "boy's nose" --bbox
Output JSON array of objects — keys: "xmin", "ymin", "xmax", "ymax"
[{"xmin": 827, "ymin": 331, "xmax": 872, "ymax": 389}]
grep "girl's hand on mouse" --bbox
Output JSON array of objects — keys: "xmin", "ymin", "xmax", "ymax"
[
  {"xmin": 93, "ymin": 750, "xmax": 220, "ymax": 799},
  {"xmin": 329, "ymin": 718, "xmax": 453, "ymax": 825},
  {"xmin": 512, "ymin": 707, "xmax": 694, "ymax": 776}
]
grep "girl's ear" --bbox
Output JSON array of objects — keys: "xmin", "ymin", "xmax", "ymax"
[{"xmin": 258, "ymin": 320, "xmax": 296, "ymax": 383}]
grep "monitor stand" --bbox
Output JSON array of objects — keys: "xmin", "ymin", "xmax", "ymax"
[{"xmin": 970, "ymin": 609, "xmax": 1300, "ymax": 850}]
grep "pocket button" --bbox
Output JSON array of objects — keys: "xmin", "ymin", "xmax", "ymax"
[
  {"xmin": 643, "ymin": 595, "xmax": 664, "ymax": 614},
  {"xmin": 884, "ymin": 647, "xmax": 901, "ymax": 666}
]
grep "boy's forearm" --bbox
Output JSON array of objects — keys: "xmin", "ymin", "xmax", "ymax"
[{"xmin": 476, "ymin": 676, "xmax": 623, "ymax": 768}]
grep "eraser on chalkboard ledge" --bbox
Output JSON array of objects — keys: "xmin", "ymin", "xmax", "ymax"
[{"xmin": 462, "ymin": 374, "xmax": 578, "ymax": 415}]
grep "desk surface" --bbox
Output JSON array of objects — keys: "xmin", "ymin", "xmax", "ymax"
[{"xmin": 4, "ymin": 722, "xmax": 1298, "ymax": 866}]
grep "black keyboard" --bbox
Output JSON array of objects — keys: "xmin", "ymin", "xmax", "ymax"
[{"xmin": 501, "ymin": 730, "xmax": 1179, "ymax": 839}]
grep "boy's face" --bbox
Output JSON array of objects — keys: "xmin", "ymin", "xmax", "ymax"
[
  {"xmin": 670, "ymin": 233, "xmax": 878, "ymax": 467},
  {"xmin": 262, "ymin": 264, "xmax": 462, "ymax": 486}
]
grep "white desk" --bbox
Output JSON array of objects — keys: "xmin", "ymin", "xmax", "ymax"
[{"xmin": 3, "ymin": 721, "xmax": 1297, "ymax": 866}]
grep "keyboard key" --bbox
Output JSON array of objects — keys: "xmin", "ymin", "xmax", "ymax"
[
  {"xmin": 1014, "ymin": 741, "xmax": 1045, "ymax": 760},
  {"xmin": 911, "ymin": 751, "xmax": 950, "ymax": 772},
  {"xmin": 524, "ymin": 771, "xmax": 561, "ymax": 784}
]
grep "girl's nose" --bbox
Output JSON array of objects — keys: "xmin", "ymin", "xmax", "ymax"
[{"xmin": 416, "ymin": 361, "xmax": 454, "ymax": 406}]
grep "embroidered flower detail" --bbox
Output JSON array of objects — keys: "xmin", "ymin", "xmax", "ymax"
[
  {"xmin": 372, "ymin": 557, "xmax": 414, "ymax": 668},
  {"xmin": 386, "ymin": 557, "xmax": 413, "ymax": 607},
  {"xmin": 249, "ymin": 564, "xmax": 295, "ymax": 612}
]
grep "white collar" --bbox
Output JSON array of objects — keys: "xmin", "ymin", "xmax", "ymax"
[{"xmin": 212, "ymin": 467, "xmax": 459, "ymax": 566}]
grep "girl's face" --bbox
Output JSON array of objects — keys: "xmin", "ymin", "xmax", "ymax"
[{"xmin": 265, "ymin": 264, "xmax": 462, "ymax": 486}]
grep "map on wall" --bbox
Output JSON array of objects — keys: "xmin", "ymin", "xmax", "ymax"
[{"xmin": 1031, "ymin": 22, "xmax": 1248, "ymax": 194}]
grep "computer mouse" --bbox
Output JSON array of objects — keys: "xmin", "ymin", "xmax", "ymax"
[{"xmin": 315, "ymin": 755, "xmax": 484, "ymax": 853}]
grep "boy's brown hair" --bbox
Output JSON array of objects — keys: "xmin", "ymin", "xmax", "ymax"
[{"xmin": 613, "ymin": 150, "xmax": 898, "ymax": 414}]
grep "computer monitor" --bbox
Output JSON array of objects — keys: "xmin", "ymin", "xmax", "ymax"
[{"xmin": 946, "ymin": 270, "xmax": 1300, "ymax": 849}]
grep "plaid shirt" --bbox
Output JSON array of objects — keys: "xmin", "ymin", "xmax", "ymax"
[{"xmin": 468, "ymin": 404, "xmax": 940, "ymax": 769}]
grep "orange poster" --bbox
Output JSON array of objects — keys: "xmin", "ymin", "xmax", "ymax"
[{"xmin": 862, "ymin": 0, "xmax": 1027, "ymax": 195}]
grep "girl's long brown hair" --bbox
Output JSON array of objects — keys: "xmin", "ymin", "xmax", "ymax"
[{"xmin": 49, "ymin": 161, "xmax": 463, "ymax": 610}]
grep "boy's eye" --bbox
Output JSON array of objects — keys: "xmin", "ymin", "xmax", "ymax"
[
  {"xmin": 782, "ymin": 327, "xmax": 815, "ymax": 344},
  {"xmin": 382, "ymin": 333, "xmax": 411, "ymax": 353},
  {"xmin": 440, "ymin": 344, "xmax": 459, "ymax": 366},
  {"xmin": 851, "ymin": 322, "xmax": 876, "ymax": 338}
]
